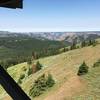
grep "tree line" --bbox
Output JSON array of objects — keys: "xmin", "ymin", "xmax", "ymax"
[
  {"xmin": 0, "ymin": 39, "xmax": 98, "ymax": 69},
  {"xmin": 63, "ymin": 39, "xmax": 97, "ymax": 53}
]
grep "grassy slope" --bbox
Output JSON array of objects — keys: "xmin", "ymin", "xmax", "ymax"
[{"xmin": 0, "ymin": 42, "xmax": 100, "ymax": 100}]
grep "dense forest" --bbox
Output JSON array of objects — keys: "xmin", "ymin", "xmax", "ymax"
[
  {"xmin": 0, "ymin": 33, "xmax": 99, "ymax": 69},
  {"xmin": 0, "ymin": 37, "xmax": 66, "ymax": 69}
]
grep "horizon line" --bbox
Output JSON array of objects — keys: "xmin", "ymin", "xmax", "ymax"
[{"xmin": 0, "ymin": 30, "xmax": 100, "ymax": 33}]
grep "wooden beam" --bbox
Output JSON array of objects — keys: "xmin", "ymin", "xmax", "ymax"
[
  {"xmin": 0, "ymin": 65, "xmax": 31, "ymax": 100},
  {"xmin": 0, "ymin": 0, "xmax": 23, "ymax": 9}
]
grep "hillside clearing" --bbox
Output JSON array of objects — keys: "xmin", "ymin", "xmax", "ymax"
[{"xmin": 0, "ymin": 43, "xmax": 100, "ymax": 100}]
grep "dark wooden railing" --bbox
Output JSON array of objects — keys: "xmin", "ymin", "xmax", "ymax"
[
  {"xmin": 0, "ymin": 0, "xmax": 23, "ymax": 8},
  {"xmin": 0, "ymin": 65, "xmax": 31, "ymax": 100}
]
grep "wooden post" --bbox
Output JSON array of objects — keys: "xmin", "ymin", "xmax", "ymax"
[
  {"xmin": 0, "ymin": 65, "xmax": 31, "ymax": 100},
  {"xmin": 0, "ymin": 0, "xmax": 23, "ymax": 9}
]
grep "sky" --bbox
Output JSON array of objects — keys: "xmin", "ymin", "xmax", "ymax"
[{"xmin": 0, "ymin": 0, "xmax": 100, "ymax": 32}]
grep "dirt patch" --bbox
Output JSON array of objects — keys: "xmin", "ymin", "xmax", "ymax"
[
  {"xmin": 0, "ymin": 95, "xmax": 12, "ymax": 100},
  {"xmin": 45, "ymin": 75, "xmax": 86, "ymax": 100}
]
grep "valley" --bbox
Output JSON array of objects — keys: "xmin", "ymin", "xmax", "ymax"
[
  {"xmin": 0, "ymin": 37, "xmax": 100, "ymax": 100},
  {"xmin": 0, "ymin": 0, "xmax": 100, "ymax": 100}
]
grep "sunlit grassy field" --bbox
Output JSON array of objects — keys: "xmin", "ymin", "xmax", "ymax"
[{"xmin": 0, "ymin": 40, "xmax": 100, "ymax": 100}]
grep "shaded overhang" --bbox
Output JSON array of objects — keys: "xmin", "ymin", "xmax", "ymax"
[{"xmin": 0, "ymin": 0, "xmax": 23, "ymax": 9}]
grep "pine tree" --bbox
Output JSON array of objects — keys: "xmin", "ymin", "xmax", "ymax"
[
  {"xmin": 77, "ymin": 62, "xmax": 89, "ymax": 76},
  {"xmin": 28, "ymin": 67, "xmax": 33, "ymax": 76},
  {"xmin": 92, "ymin": 40, "xmax": 97, "ymax": 46},
  {"xmin": 27, "ymin": 58, "xmax": 32, "ymax": 65},
  {"xmin": 81, "ymin": 40, "xmax": 86, "ymax": 48},
  {"xmin": 29, "ymin": 74, "xmax": 47, "ymax": 97},
  {"xmin": 46, "ymin": 74, "xmax": 55, "ymax": 87},
  {"xmin": 36, "ymin": 61, "xmax": 43, "ymax": 71},
  {"xmin": 88, "ymin": 40, "xmax": 93, "ymax": 46},
  {"xmin": 29, "ymin": 74, "xmax": 55, "ymax": 98},
  {"xmin": 70, "ymin": 42, "xmax": 76, "ymax": 50}
]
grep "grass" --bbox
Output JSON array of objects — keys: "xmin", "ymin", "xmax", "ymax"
[
  {"xmin": 72, "ymin": 66, "xmax": 100, "ymax": 100},
  {"xmin": 0, "ymin": 40, "xmax": 100, "ymax": 100},
  {"xmin": 7, "ymin": 62, "xmax": 28, "ymax": 81}
]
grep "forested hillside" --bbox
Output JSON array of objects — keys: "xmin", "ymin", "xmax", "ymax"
[
  {"xmin": 0, "ymin": 39, "xmax": 100, "ymax": 100},
  {"xmin": 0, "ymin": 36, "xmax": 65, "ymax": 69}
]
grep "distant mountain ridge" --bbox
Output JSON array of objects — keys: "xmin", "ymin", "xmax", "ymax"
[{"xmin": 0, "ymin": 31, "xmax": 100, "ymax": 43}]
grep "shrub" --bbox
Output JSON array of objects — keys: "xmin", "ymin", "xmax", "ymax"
[
  {"xmin": 29, "ymin": 74, "xmax": 46, "ymax": 97},
  {"xmin": 46, "ymin": 74, "xmax": 55, "ymax": 87},
  {"xmin": 29, "ymin": 74, "xmax": 55, "ymax": 98},
  {"xmin": 63, "ymin": 47, "xmax": 66, "ymax": 52},
  {"xmin": 18, "ymin": 74, "xmax": 25, "ymax": 84},
  {"xmin": 77, "ymin": 62, "xmax": 89, "ymax": 76},
  {"xmin": 18, "ymin": 78, "xmax": 22, "ymax": 84},
  {"xmin": 81, "ymin": 40, "xmax": 86, "ymax": 48},
  {"xmin": 27, "ymin": 58, "xmax": 32, "ymax": 65},
  {"xmin": 20, "ymin": 74, "xmax": 25, "ymax": 80},
  {"xmin": 76, "ymin": 45, "xmax": 80, "ymax": 49},
  {"xmin": 28, "ymin": 67, "xmax": 33, "ymax": 76},
  {"xmin": 93, "ymin": 59, "xmax": 100, "ymax": 67},
  {"xmin": 88, "ymin": 40, "xmax": 93, "ymax": 46},
  {"xmin": 36, "ymin": 61, "xmax": 43, "ymax": 71},
  {"xmin": 92, "ymin": 40, "xmax": 97, "ymax": 47},
  {"xmin": 70, "ymin": 42, "xmax": 76, "ymax": 50}
]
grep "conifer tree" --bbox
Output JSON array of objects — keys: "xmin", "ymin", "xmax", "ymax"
[
  {"xmin": 81, "ymin": 40, "xmax": 86, "ymax": 48},
  {"xmin": 36, "ymin": 61, "xmax": 43, "ymax": 71},
  {"xmin": 77, "ymin": 62, "xmax": 89, "ymax": 76},
  {"xmin": 46, "ymin": 74, "xmax": 55, "ymax": 87}
]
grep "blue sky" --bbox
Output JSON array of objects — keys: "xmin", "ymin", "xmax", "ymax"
[{"xmin": 0, "ymin": 0, "xmax": 100, "ymax": 32}]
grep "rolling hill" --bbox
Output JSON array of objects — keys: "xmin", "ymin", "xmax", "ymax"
[
  {"xmin": 0, "ymin": 31, "xmax": 100, "ymax": 42},
  {"xmin": 0, "ymin": 31, "xmax": 100, "ymax": 63},
  {"xmin": 0, "ymin": 39, "xmax": 100, "ymax": 100},
  {"xmin": 0, "ymin": 36, "xmax": 65, "ymax": 68}
]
